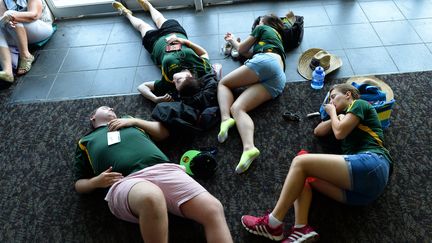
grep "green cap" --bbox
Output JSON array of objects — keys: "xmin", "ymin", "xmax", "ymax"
[{"xmin": 180, "ymin": 150, "xmax": 201, "ymax": 176}]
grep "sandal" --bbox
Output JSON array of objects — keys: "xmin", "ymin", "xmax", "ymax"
[
  {"xmin": 282, "ymin": 112, "xmax": 301, "ymax": 122},
  {"xmin": 0, "ymin": 71, "xmax": 14, "ymax": 83},
  {"xmin": 17, "ymin": 55, "xmax": 35, "ymax": 76}
]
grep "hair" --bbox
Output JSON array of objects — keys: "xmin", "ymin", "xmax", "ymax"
[
  {"xmin": 261, "ymin": 14, "xmax": 285, "ymax": 34},
  {"xmin": 177, "ymin": 76, "xmax": 201, "ymax": 97},
  {"xmin": 89, "ymin": 107, "xmax": 99, "ymax": 129},
  {"xmin": 329, "ymin": 83, "xmax": 361, "ymax": 99}
]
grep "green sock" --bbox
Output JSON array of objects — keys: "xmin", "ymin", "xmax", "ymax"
[
  {"xmin": 235, "ymin": 147, "xmax": 260, "ymax": 174},
  {"xmin": 218, "ymin": 118, "xmax": 235, "ymax": 143}
]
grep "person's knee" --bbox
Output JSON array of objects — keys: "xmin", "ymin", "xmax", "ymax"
[
  {"xmin": 291, "ymin": 155, "xmax": 307, "ymax": 171},
  {"xmin": 230, "ymin": 101, "xmax": 244, "ymax": 116},
  {"xmin": 133, "ymin": 187, "xmax": 166, "ymax": 215},
  {"xmin": 203, "ymin": 198, "xmax": 225, "ymax": 220}
]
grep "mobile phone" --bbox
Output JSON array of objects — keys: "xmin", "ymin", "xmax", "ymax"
[
  {"xmin": 165, "ymin": 43, "xmax": 182, "ymax": 52},
  {"xmin": 165, "ymin": 34, "xmax": 177, "ymax": 43}
]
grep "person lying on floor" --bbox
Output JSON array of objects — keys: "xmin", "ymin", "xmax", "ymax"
[
  {"xmin": 216, "ymin": 14, "xmax": 287, "ymax": 174},
  {"xmin": 241, "ymin": 83, "xmax": 393, "ymax": 243},
  {"xmin": 0, "ymin": 0, "xmax": 54, "ymax": 83},
  {"xmin": 74, "ymin": 106, "xmax": 233, "ymax": 243},
  {"xmin": 112, "ymin": 0, "xmax": 215, "ymax": 103}
]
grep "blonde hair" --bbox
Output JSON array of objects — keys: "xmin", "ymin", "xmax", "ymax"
[{"xmin": 329, "ymin": 83, "xmax": 360, "ymax": 99}]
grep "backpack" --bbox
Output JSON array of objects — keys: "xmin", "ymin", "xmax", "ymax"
[{"xmin": 252, "ymin": 14, "xmax": 304, "ymax": 51}]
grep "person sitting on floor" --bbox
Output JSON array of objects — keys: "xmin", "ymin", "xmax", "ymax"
[
  {"xmin": 240, "ymin": 83, "xmax": 393, "ymax": 242},
  {"xmin": 216, "ymin": 14, "xmax": 287, "ymax": 174},
  {"xmin": 0, "ymin": 0, "xmax": 54, "ymax": 83},
  {"xmin": 74, "ymin": 106, "xmax": 233, "ymax": 243},
  {"xmin": 112, "ymin": 0, "xmax": 214, "ymax": 103}
]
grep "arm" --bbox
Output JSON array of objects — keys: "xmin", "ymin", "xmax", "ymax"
[
  {"xmin": 314, "ymin": 114, "xmax": 346, "ymax": 137},
  {"xmin": 168, "ymin": 37, "xmax": 209, "ymax": 59},
  {"xmin": 5, "ymin": 0, "xmax": 42, "ymax": 23},
  {"xmin": 325, "ymin": 104, "xmax": 360, "ymax": 140},
  {"xmin": 108, "ymin": 118, "xmax": 170, "ymax": 141},
  {"xmin": 225, "ymin": 33, "xmax": 255, "ymax": 57},
  {"xmin": 75, "ymin": 167, "xmax": 123, "ymax": 194},
  {"xmin": 137, "ymin": 81, "xmax": 174, "ymax": 103}
]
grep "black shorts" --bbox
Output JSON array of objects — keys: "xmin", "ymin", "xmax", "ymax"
[{"xmin": 142, "ymin": 19, "xmax": 188, "ymax": 53}]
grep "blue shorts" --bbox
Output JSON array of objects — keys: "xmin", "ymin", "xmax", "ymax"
[
  {"xmin": 244, "ymin": 53, "xmax": 286, "ymax": 98},
  {"xmin": 344, "ymin": 152, "xmax": 390, "ymax": 205}
]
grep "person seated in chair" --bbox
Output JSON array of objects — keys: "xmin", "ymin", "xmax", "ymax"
[
  {"xmin": 112, "ymin": 0, "xmax": 215, "ymax": 103},
  {"xmin": 74, "ymin": 106, "xmax": 233, "ymax": 243},
  {"xmin": 0, "ymin": 0, "xmax": 54, "ymax": 83}
]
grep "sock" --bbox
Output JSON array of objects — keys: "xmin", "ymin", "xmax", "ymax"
[
  {"xmin": 268, "ymin": 213, "xmax": 283, "ymax": 228},
  {"xmin": 235, "ymin": 147, "xmax": 260, "ymax": 174},
  {"xmin": 294, "ymin": 224, "xmax": 306, "ymax": 229},
  {"xmin": 217, "ymin": 118, "xmax": 235, "ymax": 143}
]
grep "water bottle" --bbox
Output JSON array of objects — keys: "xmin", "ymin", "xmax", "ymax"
[{"xmin": 311, "ymin": 66, "xmax": 325, "ymax": 90}]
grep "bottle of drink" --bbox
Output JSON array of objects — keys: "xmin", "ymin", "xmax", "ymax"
[{"xmin": 311, "ymin": 66, "xmax": 325, "ymax": 90}]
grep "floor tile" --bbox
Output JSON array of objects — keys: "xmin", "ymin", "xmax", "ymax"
[
  {"xmin": 409, "ymin": 19, "xmax": 432, "ymax": 43},
  {"xmin": 213, "ymin": 58, "xmax": 242, "ymax": 79},
  {"xmin": 372, "ymin": 20, "xmax": 422, "ymax": 45},
  {"xmin": 345, "ymin": 47, "xmax": 398, "ymax": 75},
  {"xmin": 70, "ymin": 23, "xmax": 113, "ymax": 47},
  {"xmin": 292, "ymin": 5, "xmax": 331, "ymax": 27},
  {"xmin": 43, "ymin": 25, "xmax": 81, "ymax": 49},
  {"xmin": 394, "ymin": 0, "xmax": 432, "ymax": 19},
  {"xmin": 324, "ymin": 2, "xmax": 369, "ymax": 24},
  {"xmin": 427, "ymin": 43, "xmax": 432, "ymax": 53},
  {"xmin": 99, "ymin": 42, "xmax": 142, "ymax": 69},
  {"xmin": 133, "ymin": 65, "xmax": 163, "ymax": 93},
  {"xmin": 299, "ymin": 26, "xmax": 343, "ymax": 51},
  {"xmin": 218, "ymin": 12, "xmax": 255, "ymax": 34},
  {"xmin": 183, "ymin": 14, "xmax": 219, "ymax": 37},
  {"xmin": 386, "ymin": 44, "xmax": 432, "ymax": 73},
  {"xmin": 60, "ymin": 46, "xmax": 105, "ymax": 72},
  {"xmin": 285, "ymin": 51, "xmax": 306, "ymax": 82},
  {"xmin": 10, "ymin": 75, "xmax": 56, "ymax": 103},
  {"xmin": 28, "ymin": 49, "xmax": 68, "ymax": 76},
  {"xmin": 48, "ymin": 71, "xmax": 96, "ymax": 100},
  {"xmin": 326, "ymin": 49, "xmax": 354, "ymax": 80},
  {"xmin": 90, "ymin": 67, "xmax": 136, "ymax": 96},
  {"xmin": 189, "ymin": 35, "xmax": 221, "ymax": 61},
  {"xmin": 359, "ymin": 1, "xmax": 405, "ymax": 22},
  {"xmin": 107, "ymin": 20, "xmax": 142, "ymax": 44},
  {"xmin": 138, "ymin": 47, "xmax": 154, "ymax": 66},
  {"xmin": 334, "ymin": 23, "xmax": 382, "ymax": 48}
]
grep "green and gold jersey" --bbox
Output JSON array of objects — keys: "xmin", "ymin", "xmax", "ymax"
[
  {"xmin": 251, "ymin": 25, "xmax": 286, "ymax": 69},
  {"xmin": 74, "ymin": 123, "xmax": 170, "ymax": 180}
]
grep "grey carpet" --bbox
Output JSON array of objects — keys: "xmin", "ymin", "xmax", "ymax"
[{"xmin": 0, "ymin": 71, "xmax": 431, "ymax": 242}]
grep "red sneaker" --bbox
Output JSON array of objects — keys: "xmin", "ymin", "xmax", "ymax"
[
  {"xmin": 241, "ymin": 214, "xmax": 284, "ymax": 241},
  {"xmin": 282, "ymin": 225, "xmax": 319, "ymax": 243},
  {"xmin": 297, "ymin": 149, "xmax": 309, "ymax": 156}
]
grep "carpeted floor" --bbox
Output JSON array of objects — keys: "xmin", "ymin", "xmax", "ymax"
[{"xmin": 0, "ymin": 71, "xmax": 431, "ymax": 242}]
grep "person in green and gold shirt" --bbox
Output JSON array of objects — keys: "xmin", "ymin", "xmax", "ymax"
[
  {"xmin": 217, "ymin": 14, "xmax": 287, "ymax": 174},
  {"xmin": 74, "ymin": 106, "xmax": 233, "ymax": 243},
  {"xmin": 240, "ymin": 83, "xmax": 393, "ymax": 243},
  {"xmin": 112, "ymin": 0, "xmax": 213, "ymax": 103}
]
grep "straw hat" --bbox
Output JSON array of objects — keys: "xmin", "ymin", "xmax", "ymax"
[
  {"xmin": 346, "ymin": 76, "xmax": 394, "ymax": 102},
  {"xmin": 298, "ymin": 48, "xmax": 343, "ymax": 80}
]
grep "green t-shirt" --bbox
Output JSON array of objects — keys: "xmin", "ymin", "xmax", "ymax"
[
  {"xmin": 74, "ymin": 124, "xmax": 170, "ymax": 180},
  {"xmin": 342, "ymin": 99, "xmax": 392, "ymax": 164},
  {"xmin": 250, "ymin": 25, "xmax": 286, "ymax": 69},
  {"xmin": 151, "ymin": 33, "xmax": 213, "ymax": 96}
]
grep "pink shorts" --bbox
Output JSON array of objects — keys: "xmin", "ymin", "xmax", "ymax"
[{"xmin": 104, "ymin": 163, "xmax": 207, "ymax": 223}]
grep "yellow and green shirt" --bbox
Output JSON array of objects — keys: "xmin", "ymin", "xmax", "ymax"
[{"xmin": 251, "ymin": 25, "xmax": 286, "ymax": 70}]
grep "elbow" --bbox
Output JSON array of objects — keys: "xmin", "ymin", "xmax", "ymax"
[
  {"xmin": 333, "ymin": 131, "xmax": 346, "ymax": 140},
  {"xmin": 29, "ymin": 12, "xmax": 40, "ymax": 21}
]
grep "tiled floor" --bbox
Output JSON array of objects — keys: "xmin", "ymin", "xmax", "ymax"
[{"xmin": 8, "ymin": 0, "xmax": 432, "ymax": 103}]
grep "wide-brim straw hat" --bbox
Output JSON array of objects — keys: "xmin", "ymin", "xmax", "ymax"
[
  {"xmin": 346, "ymin": 76, "xmax": 394, "ymax": 102},
  {"xmin": 298, "ymin": 48, "xmax": 343, "ymax": 80}
]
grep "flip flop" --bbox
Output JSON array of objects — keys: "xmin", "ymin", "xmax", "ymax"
[
  {"xmin": 282, "ymin": 112, "xmax": 301, "ymax": 122},
  {"xmin": 17, "ymin": 55, "xmax": 35, "ymax": 76}
]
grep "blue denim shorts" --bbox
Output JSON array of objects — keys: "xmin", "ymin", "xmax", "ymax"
[
  {"xmin": 244, "ymin": 53, "xmax": 286, "ymax": 98},
  {"xmin": 344, "ymin": 152, "xmax": 390, "ymax": 205}
]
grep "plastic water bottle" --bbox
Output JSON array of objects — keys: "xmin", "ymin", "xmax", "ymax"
[{"xmin": 311, "ymin": 66, "xmax": 325, "ymax": 90}]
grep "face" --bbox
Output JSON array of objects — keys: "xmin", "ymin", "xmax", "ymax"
[
  {"xmin": 91, "ymin": 106, "xmax": 117, "ymax": 125},
  {"xmin": 173, "ymin": 70, "xmax": 192, "ymax": 90},
  {"xmin": 329, "ymin": 89, "xmax": 351, "ymax": 112}
]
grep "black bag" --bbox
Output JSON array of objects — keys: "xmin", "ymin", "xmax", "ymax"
[
  {"xmin": 152, "ymin": 102, "xmax": 201, "ymax": 134},
  {"xmin": 252, "ymin": 14, "xmax": 304, "ymax": 51}
]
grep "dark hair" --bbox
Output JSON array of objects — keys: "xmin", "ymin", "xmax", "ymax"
[
  {"xmin": 178, "ymin": 76, "xmax": 201, "ymax": 97},
  {"xmin": 261, "ymin": 14, "xmax": 285, "ymax": 34},
  {"xmin": 329, "ymin": 83, "xmax": 361, "ymax": 99}
]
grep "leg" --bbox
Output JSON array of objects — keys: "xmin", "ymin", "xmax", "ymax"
[
  {"xmin": 125, "ymin": 13, "xmax": 155, "ymax": 38},
  {"xmin": 138, "ymin": 0, "xmax": 167, "ymax": 28},
  {"xmin": 128, "ymin": 181, "xmax": 169, "ymax": 243},
  {"xmin": 272, "ymin": 154, "xmax": 351, "ymax": 221},
  {"xmin": 0, "ymin": 46, "xmax": 13, "ymax": 79},
  {"xmin": 293, "ymin": 182, "xmax": 313, "ymax": 226},
  {"xmin": 181, "ymin": 192, "xmax": 233, "ymax": 243}
]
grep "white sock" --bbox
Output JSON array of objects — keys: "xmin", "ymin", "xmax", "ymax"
[
  {"xmin": 294, "ymin": 224, "xmax": 306, "ymax": 228},
  {"xmin": 268, "ymin": 213, "xmax": 283, "ymax": 228}
]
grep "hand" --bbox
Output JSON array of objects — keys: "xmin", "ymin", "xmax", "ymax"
[
  {"xmin": 154, "ymin": 93, "xmax": 174, "ymax": 103},
  {"xmin": 167, "ymin": 36, "xmax": 187, "ymax": 45},
  {"xmin": 108, "ymin": 118, "xmax": 135, "ymax": 131},
  {"xmin": 324, "ymin": 103, "xmax": 336, "ymax": 116},
  {"xmin": 93, "ymin": 167, "xmax": 123, "ymax": 188},
  {"xmin": 224, "ymin": 32, "xmax": 235, "ymax": 42},
  {"xmin": 1, "ymin": 12, "xmax": 16, "ymax": 28},
  {"xmin": 337, "ymin": 114, "xmax": 346, "ymax": 121}
]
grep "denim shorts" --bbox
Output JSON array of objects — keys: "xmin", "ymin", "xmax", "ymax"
[
  {"xmin": 344, "ymin": 152, "xmax": 390, "ymax": 205},
  {"xmin": 244, "ymin": 53, "xmax": 286, "ymax": 98}
]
